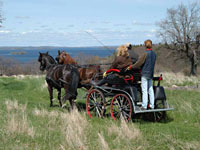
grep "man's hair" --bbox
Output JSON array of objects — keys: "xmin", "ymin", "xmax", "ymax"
[
  {"xmin": 144, "ymin": 40, "xmax": 152, "ymax": 49},
  {"xmin": 117, "ymin": 45, "xmax": 129, "ymax": 57}
]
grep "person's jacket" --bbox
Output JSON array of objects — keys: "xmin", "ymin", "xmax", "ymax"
[
  {"xmin": 110, "ymin": 56, "xmax": 132, "ymax": 70},
  {"xmin": 131, "ymin": 49, "xmax": 156, "ymax": 79},
  {"xmin": 128, "ymin": 50, "xmax": 139, "ymax": 64}
]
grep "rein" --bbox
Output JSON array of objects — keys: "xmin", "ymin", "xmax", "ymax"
[{"xmin": 78, "ymin": 63, "xmax": 112, "ymax": 68}]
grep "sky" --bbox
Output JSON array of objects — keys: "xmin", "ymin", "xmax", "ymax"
[{"xmin": 0, "ymin": 0, "xmax": 198, "ymax": 47}]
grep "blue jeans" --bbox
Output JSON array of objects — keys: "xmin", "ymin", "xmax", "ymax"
[{"xmin": 141, "ymin": 76, "xmax": 155, "ymax": 108}]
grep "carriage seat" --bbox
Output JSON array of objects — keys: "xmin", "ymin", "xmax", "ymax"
[{"xmin": 105, "ymin": 68, "xmax": 141, "ymax": 85}]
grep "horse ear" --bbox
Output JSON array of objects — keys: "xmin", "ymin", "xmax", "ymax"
[
  {"xmin": 58, "ymin": 50, "xmax": 61, "ymax": 55},
  {"xmin": 39, "ymin": 52, "xmax": 42, "ymax": 56},
  {"xmin": 46, "ymin": 51, "xmax": 48, "ymax": 55}
]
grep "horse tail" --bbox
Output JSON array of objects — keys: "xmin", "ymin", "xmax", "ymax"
[{"xmin": 68, "ymin": 66, "xmax": 80, "ymax": 99}]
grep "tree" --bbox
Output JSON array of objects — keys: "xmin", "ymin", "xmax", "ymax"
[
  {"xmin": 157, "ymin": 2, "xmax": 200, "ymax": 76},
  {"xmin": 0, "ymin": 1, "xmax": 3, "ymax": 27}
]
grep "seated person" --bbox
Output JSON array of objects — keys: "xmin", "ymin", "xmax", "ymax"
[
  {"xmin": 90, "ymin": 45, "xmax": 132, "ymax": 86},
  {"xmin": 125, "ymin": 43, "xmax": 139, "ymax": 64}
]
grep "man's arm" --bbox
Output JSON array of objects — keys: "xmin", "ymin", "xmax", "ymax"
[{"xmin": 130, "ymin": 53, "xmax": 147, "ymax": 69}]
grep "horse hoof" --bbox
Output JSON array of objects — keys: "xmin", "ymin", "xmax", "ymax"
[
  {"xmin": 50, "ymin": 104, "xmax": 53, "ymax": 107},
  {"xmin": 62, "ymin": 104, "xmax": 66, "ymax": 108}
]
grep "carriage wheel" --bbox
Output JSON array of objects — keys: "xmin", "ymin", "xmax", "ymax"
[
  {"xmin": 86, "ymin": 89, "xmax": 105, "ymax": 118},
  {"xmin": 111, "ymin": 94, "xmax": 132, "ymax": 122},
  {"xmin": 154, "ymin": 100, "xmax": 166, "ymax": 121}
]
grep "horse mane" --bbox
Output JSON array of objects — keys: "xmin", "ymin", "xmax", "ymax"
[{"xmin": 47, "ymin": 54, "xmax": 56, "ymax": 64}]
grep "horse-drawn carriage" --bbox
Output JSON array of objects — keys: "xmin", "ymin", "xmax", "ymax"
[
  {"xmin": 38, "ymin": 51, "xmax": 173, "ymax": 122},
  {"xmin": 86, "ymin": 68, "xmax": 174, "ymax": 122}
]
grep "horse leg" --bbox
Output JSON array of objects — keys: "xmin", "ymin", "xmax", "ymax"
[
  {"xmin": 48, "ymin": 85, "xmax": 53, "ymax": 107},
  {"xmin": 69, "ymin": 98, "xmax": 76, "ymax": 109},
  {"xmin": 64, "ymin": 85, "xmax": 72, "ymax": 100},
  {"xmin": 57, "ymin": 88, "xmax": 62, "ymax": 107}
]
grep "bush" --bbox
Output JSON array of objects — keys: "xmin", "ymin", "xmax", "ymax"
[{"xmin": 0, "ymin": 56, "xmax": 41, "ymax": 76}]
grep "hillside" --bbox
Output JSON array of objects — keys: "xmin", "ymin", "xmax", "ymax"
[
  {"xmin": 0, "ymin": 44, "xmax": 200, "ymax": 76},
  {"xmin": 132, "ymin": 45, "xmax": 200, "ymax": 75},
  {"xmin": 0, "ymin": 75, "xmax": 200, "ymax": 150}
]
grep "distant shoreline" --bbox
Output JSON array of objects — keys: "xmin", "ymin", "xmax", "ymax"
[
  {"xmin": 11, "ymin": 51, "xmax": 26, "ymax": 55},
  {"xmin": 0, "ymin": 46, "xmax": 118, "ymax": 51}
]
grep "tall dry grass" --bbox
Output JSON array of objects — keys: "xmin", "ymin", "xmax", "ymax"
[
  {"xmin": 162, "ymin": 134, "xmax": 200, "ymax": 150},
  {"xmin": 107, "ymin": 119, "xmax": 147, "ymax": 150},
  {"xmin": 98, "ymin": 133, "xmax": 109, "ymax": 150},
  {"xmin": 33, "ymin": 107, "xmax": 89, "ymax": 150},
  {"xmin": 5, "ymin": 100, "xmax": 35, "ymax": 138},
  {"xmin": 155, "ymin": 72, "xmax": 200, "ymax": 86},
  {"xmin": 60, "ymin": 108, "xmax": 89, "ymax": 150}
]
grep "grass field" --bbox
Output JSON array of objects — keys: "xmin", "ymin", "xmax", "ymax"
[{"xmin": 0, "ymin": 75, "xmax": 200, "ymax": 150}]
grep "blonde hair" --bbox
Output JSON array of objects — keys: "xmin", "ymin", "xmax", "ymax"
[
  {"xmin": 144, "ymin": 39, "xmax": 152, "ymax": 49},
  {"xmin": 117, "ymin": 45, "xmax": 129, "ymax": 57}
]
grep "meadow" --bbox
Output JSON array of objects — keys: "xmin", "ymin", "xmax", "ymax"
[{"xmin": 0, "ymin": 74, "xmax": 200, "ymax": 150}]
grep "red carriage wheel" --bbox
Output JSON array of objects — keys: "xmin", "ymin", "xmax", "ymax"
[
  {"xmin": 86, "ymin": 89, "xmax": 105, "ymax": 118},
  {"xmin": 111, "ymin": 94, "xmax": 132, "ymax": 122}
]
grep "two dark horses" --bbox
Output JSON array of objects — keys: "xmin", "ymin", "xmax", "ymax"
[{"xmin": 38, "ymin": 51, "xmax": 102, "ymax": 109}]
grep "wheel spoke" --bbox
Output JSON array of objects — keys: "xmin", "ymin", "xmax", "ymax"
[
  {"xmin": 89, "ymin": 106, "xmax": 95, "ymax": 111},
  {"xmin": 88, "ymin": 102, "xmax": 95, "ymax": 106},
  {"xmin": 96, "ymin": 106, "xmax": 101, "ymax": 117},
  {"xmin": 123, "ymin": 107, "xmax": 131, "ymax": 112},
  {"xmin": 116, "ymin": 98, "xmax": 121, "ymax": 108},
  {"xmin": 123, "ymin": 111, "xmax": 130, "ymax": 118}
]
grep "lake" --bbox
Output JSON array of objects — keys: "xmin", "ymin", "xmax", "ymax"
[{"xmin": 0, "ymin": 47, "xmax": 116, "ymax": 63}]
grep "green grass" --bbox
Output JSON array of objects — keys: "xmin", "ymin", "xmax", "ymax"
[{"xmin": 0, "ymin": 75, "xmax": 200, "ymax": 150}]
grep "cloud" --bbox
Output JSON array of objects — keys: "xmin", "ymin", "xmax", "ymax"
[
  {"xmin": 146, "ymin": 34, "xmax": 153, "ymax": 37},
  {"xmin": 20, "ymin": 30, "xmax": 41, "ymax": 35},
  {"xmin": 15, "ymin": 16, "xmax": 30, "ymax": 19},
  {"xmin": 84, "ymin": 29, "xmax": 94, "ymax": 33},
  {"xmin": 150, "ymin": 29, "xmax": 156, "ymax": 33},
  {"xmin": 21, "ymin": 32, "xmax": 27, "ymax": 35},
  {"xmin": 113, "ymin": 23, "xmax": 126, "ymax": 27},
  {"xmin": 0, "ymin": 30, "xmax": 11, "ymax": 33},
  {"xmin": 132, "ymin": 20, "xmax": 155, "ymax": 26},
  {"xmin": 40, "ymin": 25, "xmax": 48, "ymax": 28},
  {"xmin": 67, "ymin": 25, "xmax": 74, "ymax": 28},
  {"xmin": 0, "ymin": 27, "xmax": 158, "ymax": 46},
  {"xmin": 101, "ymin": 21, "xmax": 110, "ymax": 24}
]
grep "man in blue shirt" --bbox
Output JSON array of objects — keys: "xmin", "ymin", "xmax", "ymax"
[{"xmin": 128, "ymin": 40, "xmax": 156, "ymax": 110}]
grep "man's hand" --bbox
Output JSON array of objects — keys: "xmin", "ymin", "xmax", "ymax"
[{"xmin": 126, "ymin": 65, "xmax": 132, "ymax": 71}]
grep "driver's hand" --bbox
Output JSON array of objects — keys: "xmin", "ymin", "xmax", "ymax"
[
  {"xmin": 126, "ymin": 65, "xmax": 132, "ymax": 71},
  {"xmin": 103, "ymin": 72, "xmax": 107, "ymax": 78}
]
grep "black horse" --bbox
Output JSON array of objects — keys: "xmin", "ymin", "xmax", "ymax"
[{"xmin": 38, "ymin": 52, "xmax": 80, "ymax": 108}]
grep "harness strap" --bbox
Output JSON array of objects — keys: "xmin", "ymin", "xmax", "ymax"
[{"xmin": 124, "ymin": 75, "xmax": 134, "ymax": 84}]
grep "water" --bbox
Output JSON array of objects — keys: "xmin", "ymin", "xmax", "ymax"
[{"xmin": 0, "ymin": 47, "xmax": 115, "ymax": 63}]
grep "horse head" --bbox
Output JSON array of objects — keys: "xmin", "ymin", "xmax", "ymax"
[
  {"xmin": 56, "ymin": 50, "xmax": 77, "ymax": 65},
  {"xmin": 38, "ymin": 52, "xmax": 56, "ymax": 71},
  {"xmin": 56, "ymin": 50, "xmax": 65, "ymax": 64}
]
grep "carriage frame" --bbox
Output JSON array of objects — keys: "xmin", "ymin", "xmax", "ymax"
[{"xmin": 86, "ymin": 69, "xmax": 174, "ymax": 122}]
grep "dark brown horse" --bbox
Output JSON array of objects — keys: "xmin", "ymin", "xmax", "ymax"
[
  {"xmin": 38, "ymin": 52, "xmax": 80, "ymax": 108},
  {"xmin": 56, "ymin": 50, "xmax": 102, "ymax": 88}
]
